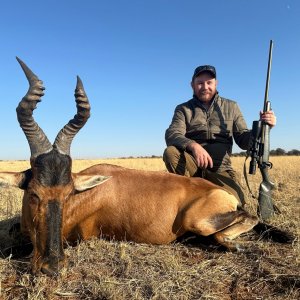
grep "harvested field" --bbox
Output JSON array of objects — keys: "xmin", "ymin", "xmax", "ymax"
[{"xmin": 0, "ymin": 156, "xmax": 299, "ymax": 299}]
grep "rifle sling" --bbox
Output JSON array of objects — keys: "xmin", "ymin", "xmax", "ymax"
[{"xmin": 243, "ymin": 156, "xmax": 257, "ymax": 200}]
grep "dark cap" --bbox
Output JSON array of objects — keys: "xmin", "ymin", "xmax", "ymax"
[{"xmin": 192, "ymin": 65, "xmax": 216, "ymax": 80}]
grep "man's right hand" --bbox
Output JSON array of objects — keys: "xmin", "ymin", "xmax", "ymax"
[{"xmin": 187, "ymin": 142, "xmax": 213, "ymax": 169}]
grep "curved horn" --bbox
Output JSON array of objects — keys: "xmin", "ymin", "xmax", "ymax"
[
  {"xmin": 53, "ymin": 76, "xmax": 90, "ymax": 155},
  {"xmin": 16, "ymin": 57, "xmax": 53, "ymax": 158}
]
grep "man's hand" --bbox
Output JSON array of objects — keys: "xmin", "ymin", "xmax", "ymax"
[
  {"xmin": 187, "ymin": 142, "xmax": 213, "ymax": 169},
  {"xmin": 260, "ymin": 110, "xmax": 276, "ymax": 128}
]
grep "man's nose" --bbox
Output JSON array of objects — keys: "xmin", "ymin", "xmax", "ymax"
[{"xmin": 203, "ymin": 82, "xmax": 209, "ymax": 89}]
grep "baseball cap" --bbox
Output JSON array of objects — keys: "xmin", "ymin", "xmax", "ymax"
[{"xmin": 192, "ymin": 65, "xmax": 216, "ymax": 80}]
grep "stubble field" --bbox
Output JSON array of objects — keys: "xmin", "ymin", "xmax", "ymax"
[{"xmin": 0, "ymin": 156, "xmax": 299, "ymax": 299}]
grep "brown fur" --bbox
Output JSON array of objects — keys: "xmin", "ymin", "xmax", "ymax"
[
  {"xmin": 1, "ymin": 163, "xmax": 260, "ymax": 275},
  {"xmin": 64, "ymin": 164, "xmax": 258, "ymax": 245}
]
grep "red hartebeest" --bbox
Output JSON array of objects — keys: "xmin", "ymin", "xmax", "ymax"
[{"xmin": 0, "ymin": 59, "xmax": 291, "ymax": 276}]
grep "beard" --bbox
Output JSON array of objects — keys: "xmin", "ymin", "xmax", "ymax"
[{"xmin": 197, "ymin": 91, "xmax": 214, "ymax": 102}]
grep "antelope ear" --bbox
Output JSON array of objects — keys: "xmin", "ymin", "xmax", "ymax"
[
  {"xmin": 0, "ymin": 169, "xmax": 32, "ymax": 190},
  {"xmin": 73, "ymin": 174, "xmax": 111, "ymax": 192}
]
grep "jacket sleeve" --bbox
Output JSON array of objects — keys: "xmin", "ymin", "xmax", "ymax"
[
  {"xmin": 165, "ymin": 105, "xmax": 194, "ymax": 150},
  {"xmin": 232, "ymin": 103, "xmax": 252, "ymax": 150}
]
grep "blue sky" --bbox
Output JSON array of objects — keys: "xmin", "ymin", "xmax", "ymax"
[{"xmin": 0, "ymin": 0, "xmax": 299, "ymax": 159}]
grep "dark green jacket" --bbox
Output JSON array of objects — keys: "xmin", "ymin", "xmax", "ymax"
[{"xmin": 165, "ymin": 93, "xmax": 251, "ymax": 172}]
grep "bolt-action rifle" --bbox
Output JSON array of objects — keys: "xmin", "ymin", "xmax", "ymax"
[{"xmin": 248, "ymin": 40, "xmax": 277, "ymax": 221}]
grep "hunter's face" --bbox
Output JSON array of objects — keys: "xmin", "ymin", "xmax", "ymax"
[{"xmin": 191, "ymin": 72, "xmax": 217, "ymax": 103}]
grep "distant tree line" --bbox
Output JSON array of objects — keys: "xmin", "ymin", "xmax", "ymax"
[
  {"xmin": 119, "ymin": 150, "xmax": 300, "ymax": 159},
  {"xmin": 232, "ymin": 148, "xmax": 300, "ymax": 157},
  {"xmin": 119, "ymin": 155, "xmax": 163, "ymax": 159}
]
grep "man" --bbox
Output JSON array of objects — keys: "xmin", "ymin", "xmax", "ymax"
[{"xmin": 163, "ymin": 65, "xmax": 276, "ymax": 206}]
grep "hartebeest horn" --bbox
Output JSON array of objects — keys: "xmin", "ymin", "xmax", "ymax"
[
  {"xmin": 16, "ymin": 57, "xmax": 53, "ymax": 158},
  {"xmin": 53, "ymin": 76, "xmax": 90, "ymax": 155}
]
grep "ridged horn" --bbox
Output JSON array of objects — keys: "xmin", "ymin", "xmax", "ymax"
[
  {"xmin": 16, "ymin": 57, "xmax": 40, "ymax": 84},
  {"xmin": 53, "ymin": 76, "xmax": 90, "ymax": 155},
  {"xmin": 16, "ymin": 57, "xmax": 53, "ymax": 158}
]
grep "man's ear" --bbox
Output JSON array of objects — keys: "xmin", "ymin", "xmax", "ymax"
[
  {"xmin": 0, "ymin": 169, "xmax": 32, "ymax": 190},
  {"xmin": 73, "ymin": 174, "xmax": 111, "ymax": 192}
]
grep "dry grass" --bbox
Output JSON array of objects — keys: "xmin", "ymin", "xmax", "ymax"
[{"xmin": 0, "ymin": 156, "xmax": 299, "ymax": 300}]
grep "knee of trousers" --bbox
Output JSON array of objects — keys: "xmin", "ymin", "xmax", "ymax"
[{"xmin": 163, "ymin": 146, "xmax": 181, "ymax": 165}]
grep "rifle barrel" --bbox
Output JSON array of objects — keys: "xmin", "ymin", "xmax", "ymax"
[{"xmin": 264, "ymin": 40, "xmax": 273, "ymax": 112}]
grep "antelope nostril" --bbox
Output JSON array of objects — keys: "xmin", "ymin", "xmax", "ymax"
[
  {"xmin": 41, "ymin": 263, "xmax": 59, "ymax": 277},
  {"xmin": 41, "ymin": 258, "xmax": 64, "ymax": 277}
]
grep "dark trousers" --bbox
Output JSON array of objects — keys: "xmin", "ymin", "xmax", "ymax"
[{"xmin": 163, "ymin": 146, "xmax": 246, "ymax": 206}]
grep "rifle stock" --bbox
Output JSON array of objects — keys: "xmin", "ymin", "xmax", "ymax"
[{"xmin": 258, "ymin": 162, "xmax": 275, "ymax": 220}]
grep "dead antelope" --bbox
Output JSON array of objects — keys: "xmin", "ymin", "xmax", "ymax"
[{"xmin": 0, "ymin": 59, "xmax": 292, "ymax": 276}]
